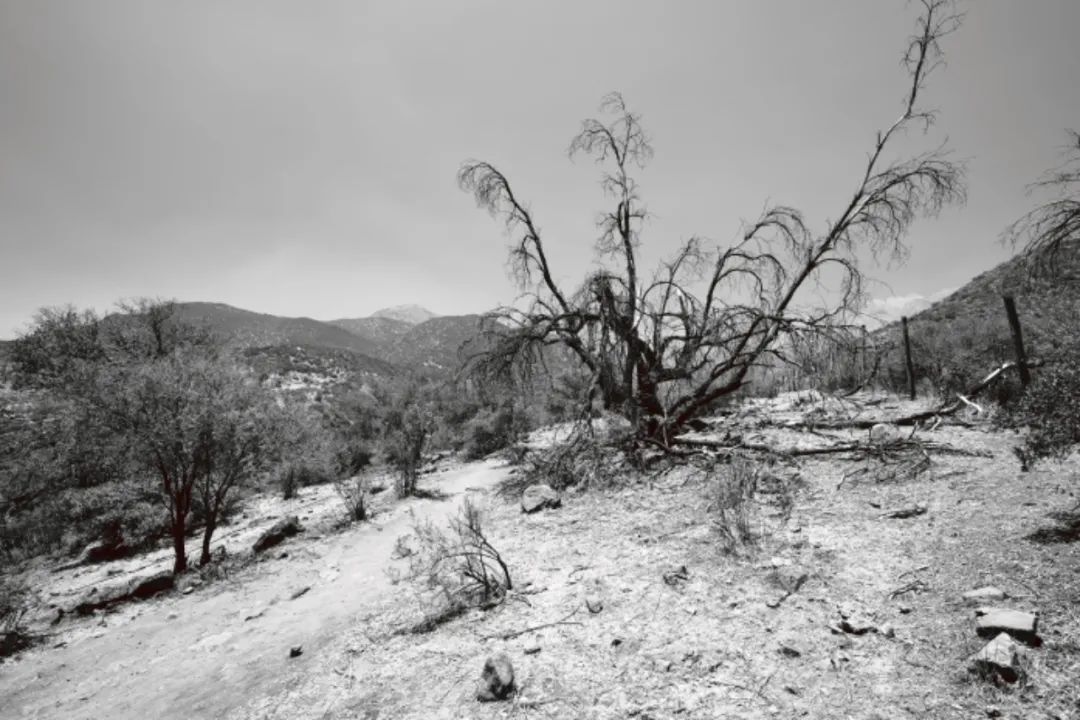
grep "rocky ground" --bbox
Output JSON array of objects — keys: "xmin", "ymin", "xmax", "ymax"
[{"xmin": 2, "ymin": 392, "xmax": 1079, "ymax": 719}]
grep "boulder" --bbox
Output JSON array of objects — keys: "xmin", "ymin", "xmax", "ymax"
[
  {"xmin": 253, "ymin": 516, "xmax": 303, "ymax": 554},
  {"xmin": 521, "ymin": 484, "xmax": 561, "ymax": 514},
  {"xmin": 476, "ymin": 653, "xmax": 515, "ymax": 702},
  {"xmin": 975, "ymin": 608, "xmax": 1040, "ymax": 646},
  {"xmin": 969, "ymin": 633, "xmax": 1024, "ymax": 684}
]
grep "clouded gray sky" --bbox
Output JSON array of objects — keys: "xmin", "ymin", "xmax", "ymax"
[{"xmin": 1, "ymin": 1, "xmax": 1077, "ymax": 337}]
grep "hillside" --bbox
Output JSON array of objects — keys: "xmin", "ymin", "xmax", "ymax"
[
  {"xmin": 173, "ymin": 302, "xmax": 384, "ymax": 358},
  {"xmin": 383, "ymin": 314, "xmax": 496, "ymax": 373},
  {"xmin": 872, "ymin": 244, "xmax": 1080, "ymax": 383},
  {"xmin": 327, "ymin": 316, "xmax": 413, "ymax": 346}
]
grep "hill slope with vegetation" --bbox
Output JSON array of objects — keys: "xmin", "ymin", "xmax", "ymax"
[{"xmin": 871, "ymin": 243, "xmax": 1080, "ymax": 393}]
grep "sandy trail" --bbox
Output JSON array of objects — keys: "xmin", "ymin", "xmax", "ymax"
[{"xmin": 1, "ymin": 459, "xmax": 511, "ymax": 720}]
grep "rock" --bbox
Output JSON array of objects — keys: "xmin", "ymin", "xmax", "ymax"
[
  {"xmin": 253, "ymin": 516, "xmax": 303, "ymax": 554},
  {"xmin": 74, "ymin": 569, "xmax": 174, "ymax": 615},
  {"xmin": 523, "ymin": 644, "xmax": 541, "ymax": 655},
  {"xmin": 969, "ymin": 633, "xmax": 1024, "ymax": 684},
  {"xmin": 962, "ymin": 586, "xmax": 1007, "ymax": 604},
  {"xmin": 869, "ymin": 423, "xmax": 903, "ymax": 444},
  {"xmin": 129, "ymin": 571, "xmax": 174, "ymax": 600},
  {"xmin": 837, "ymin": 603, "xmax": 877, "ymax": 635},
  {"xmin": 289, "ymin": 645, "xmax": 303, "ymax": 658},
  {"xmin": 585, "ymin": 594, "xmax": 604, "ymax": 614},
  {"xmin": 476, "ymin": 653, "xmax": 515, "ymax": 702},
  {"xmin": 521, "ymin": 484, "xmax": 561, "ymax": 514},
  {"xmin": 74, "ymin": 539, "xmax": 133, "ymax": 566},
  {"xmin": 975, "ymin": 608, "xmax": 1040, "ymax": 646}
]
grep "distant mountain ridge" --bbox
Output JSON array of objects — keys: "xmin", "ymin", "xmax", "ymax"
[
  {"xmin": 171, "ymin": 301, "xmax": 483, "ymax": 378},
  {"xmin": 173, "ymin": 302, "xmax": 383, "ymax": 357},
  {"xmin": 370, "ymin": 304, "xmax": 439, "ymax": 325}
]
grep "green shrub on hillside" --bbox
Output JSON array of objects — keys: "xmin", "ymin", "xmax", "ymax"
[
  {"xmin": 461, "ymin": 403, "xmax": 526, "ymax": 461},
  {"xmin": 1008, "ymin": 359, "xmax": 1080, "ymax": 466}
]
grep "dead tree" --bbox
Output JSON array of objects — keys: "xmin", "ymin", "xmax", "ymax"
[
  {"xmin": 460, "ymin": 0, "xmax": 964, "ymax": 446},
  {"xmin": 1005, "ymin": 129, "xmax": 1080, "ymax": 270}
]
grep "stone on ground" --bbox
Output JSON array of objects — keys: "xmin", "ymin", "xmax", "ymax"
[
  {"xmin": 252, "ymin": 516, "xmax": 303, "ymax": 554},
  {"xmin": 836, "ymin": 602, "xmax": 878, "ymax": 635},
  {"xmin": 963, "ymin": 586, "xmax": 1007, "ymax": 604},
  {"xmin": 869, "ymin": 423, "xmax": 903, "ymax": 444},
  {"xmin": 969, "ymin": 633, "xmax": 1024, "ymax": 684},
  {"xmin": 521, "ymin": 484, "xmax": 561, "ymax": 514},
  {"xmin": 975, "ymin": 608, "xmax": 1040, "ymax": 646},
  {"xmin": 476, "ymin": 653, "xmax": 515, "ymax": 701}
]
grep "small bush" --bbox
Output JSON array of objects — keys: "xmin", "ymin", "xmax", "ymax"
[
  {"xmin": 335, "ymin": 473, "xmax": 371, "ymax": 522},
  {"xmin": 0, "ymin": 574, "xmax": 28, "ymax": 633},
  {"xmin": 707, "ymin": 456, "xmax": 761, "ymax": 555},
  {"xmin": 1007, "ymin": 360, "xmax": 1080, "ymax": 466},
  {"xmin": 461, "ymin": 404, "xmax": 525, "ymax": 461},
  {"xmin": 277, "ymin": 460, "xmax": 336, "ymax": 500},
  {"xmin": 335, "ymin": 443, "xmax": 373, "ymax": 477},
  {"xmin": 0, "ymin": 574, "xmax": 34, "ymax": 659},
  {"xmin": 397, "ymin": 499, "xmax": 511, "ymax": 614}
]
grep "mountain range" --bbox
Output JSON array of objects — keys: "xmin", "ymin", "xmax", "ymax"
[
  {"xmin": 3, "ymin": 241, "xmax": 1077, "ymax": 389},
  {"xmin": 172, "ymin": 301, "xmax": 487, "ymax": 378}
]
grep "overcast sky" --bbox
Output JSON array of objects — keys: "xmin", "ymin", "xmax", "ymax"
[{"xmin": 1, "ymin": 1, "xmax": 1077, "ymax": 338}]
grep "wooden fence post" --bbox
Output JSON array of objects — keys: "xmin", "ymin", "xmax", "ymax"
[
  {"xmin": 902, "ymin": 316, "xmax": 916, "ymax": 400},
  {"xmin": 1002, "ymin": 295, "xmax": 1031, "ymax": 387}
]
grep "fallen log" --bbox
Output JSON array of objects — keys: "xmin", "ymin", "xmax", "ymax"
[
  {"xmin": 821, "ymin": 359, "xmax": 1043, "ymax": 430},
  {"xmin": 673, "ymin": 436, "xmax": 990, "ymax": 459}
]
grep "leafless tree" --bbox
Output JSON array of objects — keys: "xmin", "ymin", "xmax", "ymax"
[
  {"xmin": 1005, "ymin": 129, "xmax": 1080, "ymax": 270},
  {"xmin": 459, "ymin": 0, "xmax": 964, "ymax": 446}
]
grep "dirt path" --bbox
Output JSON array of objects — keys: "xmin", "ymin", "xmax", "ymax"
[{"xmin": 0, "ymin": 459, "xmax": 511, "ymax": 720}]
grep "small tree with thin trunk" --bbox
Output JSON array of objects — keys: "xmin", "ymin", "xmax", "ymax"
[
  {"xmin": 382, "ymin": 383, "xmax": 433, "ymax": 498},
  {"xmin": 98, "ymin": 353, "xmax": 214, "ymax": 574},
  {"xmin": 191, "ymin": 369, "xmax": 286, "ymax": 566},
  {"xmin": 459, "ymin": 0, "xmax": 965, "ymax": 446}
]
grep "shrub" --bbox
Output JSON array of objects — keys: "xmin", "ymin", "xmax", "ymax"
[
  {"xmin": 0, "ymin": 574, "xmax": 28, "ymax": 633},
  {"xmin": 707, "ymin": 456, "xmax": 760, "ymax": 555},
  {"xmin": 397, "ymin": 499, "xmax": 511, "ymax": 614},
  {"xmin": 0, "ymin": 574, "xmax": 34, "ymax": 659},
  {"xmin": 461, "ymin": 404, "xmax": 524, "ymax": 460},
  {"xmin": 335, "ymin": 473, "xmax": 371, "ymax": 522},
  {"xmin": 335, "ymin": 443, "xmax": 373, "ymax": 477},
  {"xmin": 1007, "ymin": 359, "xmax": 1080, "ymax": 467},
  {"xmin": 277, "ymin": 461, "xmax": 335, "ymax": 500}
]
